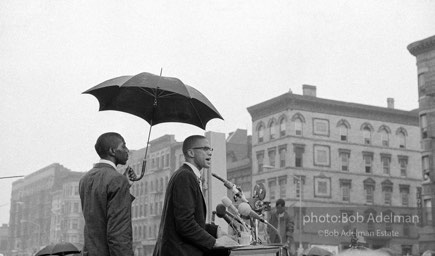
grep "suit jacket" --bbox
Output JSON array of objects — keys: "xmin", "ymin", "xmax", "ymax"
[
  {"xmin": 153, "ymin": 164, "xmax": 216, "ymax": 256},
  {"xmin": 79, "ymin": 163, "xmax": 134, "ymax": 256}
]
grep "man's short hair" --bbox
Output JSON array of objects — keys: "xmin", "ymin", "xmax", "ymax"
[
  {"xmin": 276, "ymin": 198, "xmax": 285, "ymax": 207},
  {"xmin": 95, "ymin": 132, "xmax": 123, "ymax": 158},
  {"xmin": 182, "ymin": 135, "xmax": 206, "ymax": 156}
]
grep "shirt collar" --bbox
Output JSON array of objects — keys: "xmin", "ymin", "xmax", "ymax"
[
  {"xmin": 184, "ymin": 162, "xmax": 201, "ymax": 179},
  {"xmin": 99, "ymin": 159, "xmax": 117, "ymax": 170}
]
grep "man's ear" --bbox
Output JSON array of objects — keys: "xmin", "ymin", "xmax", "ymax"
[
  {"xmin": 108, "ymin": 147, "xmax": 116, "ymax": 157},
  {"xmin": 187, "ymin": 149, "xmax": 194, "ymax": 158}
]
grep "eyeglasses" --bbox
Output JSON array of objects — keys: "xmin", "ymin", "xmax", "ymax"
[{"xmin": 191, "ymin": 146, "xmax": 214, "ymax": 152}]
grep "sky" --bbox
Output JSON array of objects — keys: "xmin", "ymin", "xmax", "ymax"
[{"xmin": 1, "ymin": 0, "xmax": 435, "ymax": 224}]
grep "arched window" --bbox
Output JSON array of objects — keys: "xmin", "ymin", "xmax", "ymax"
[
  {"xmin": 337, "ymin": 119, "xmax": 350, "ymax": 142},
  {"xmin": 257, "ymin": 122, "xmax": 265, "ymax": 143},
  {"xmin": 291, "ymin": 113, "xmax": 305, "ymax": 136},
  {"xmin": 279, "ymin": 115, "xmax": 287, "ymax": 137},
  {"xmin": 339, "ymin": 125, "xmax": 348, "ymax": 142},
  {"xmin": 396, "ymin": 127, "xmax": 408, "ymax": 148},
  {"xmin": 269, "ymin": 119, "xmax": 277, "ymax": 140},
  {"xmin": 361, "ymin": 123, "xmax": 373, "ymax": 145},
  {"xmin": 378, "ymin": 125, "xmax": 391, "ymax": 147},
  {"xmin": 295, "ymin": 119, "xmax": 303, "ymax": 136}
]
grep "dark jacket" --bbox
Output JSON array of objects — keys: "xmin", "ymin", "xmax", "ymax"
[
  {"xmin": 79, "ymin": 163, "xmax": 134, "ymax": 256},
  {"xmin": 267, "ymin": 209, "xmax": 294, "ymax": 244},
  {"xmin": 153, "ymin": 164, "xmax": 216, "ymax": 256}
]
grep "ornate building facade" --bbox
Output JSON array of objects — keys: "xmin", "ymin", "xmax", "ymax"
[
  {"xmin": 247, "ymin": 85, "xmax": 422, "ymax": 255},
  {"xmin": 408, "ymin": 34, "xmax": 435, "ymax": 253}
]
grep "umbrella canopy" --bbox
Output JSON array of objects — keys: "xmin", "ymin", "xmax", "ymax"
[
  {"xmin": 303, "ymin": 246, "xmax": 333, "ymax": 256},
  {"xmin": 35, "ymin": 242, "xmax": 80, "ymax": 256},
  {"xmin": 83, "ymin": 72, "xmax": 223, "ymax": 129},
  {"xmin": 83, "ymin": 71, "xmax": 223, "ymax": 181}
]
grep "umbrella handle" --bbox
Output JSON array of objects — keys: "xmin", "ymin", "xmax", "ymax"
[{"xmin": 128, "ymin": 159, "xmax": 147, "ymax": 182}]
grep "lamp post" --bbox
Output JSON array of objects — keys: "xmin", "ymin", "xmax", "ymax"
[
  {"xmin": 20, "ymin": 219, "xmax": 41, "ymax": 253},
  {"xmin": 262, "ymin": 165, "xmax": 304, "ymax": 256}
]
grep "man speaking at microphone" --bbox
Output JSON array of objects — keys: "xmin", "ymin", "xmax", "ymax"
[{"xmin": 153, "ymin": 135, "xmax": 238, "ymax": 256}]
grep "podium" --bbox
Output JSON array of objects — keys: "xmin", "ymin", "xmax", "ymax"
[{"xmin": 208, "ymin": 245, "xmax": 286, "ymax": 256}]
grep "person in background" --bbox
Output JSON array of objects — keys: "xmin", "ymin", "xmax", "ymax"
[
  {"xmin": 267, "ymin": 199, "xmax": 295, "ymax": 250},
  {"xmin": 79, "ymin": 132, "xmax": 136, "ymax": 256},
  {"xmin": 153, "ymin": 135, "xmax": 238, "ymax": 256}
]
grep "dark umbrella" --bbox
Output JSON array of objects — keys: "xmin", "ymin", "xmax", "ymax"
[
  {"xmin": 83, "ymin": 71, "xmax": 223, "ymax": 181},
  {"xmin": 303, "ymin": 246, "xmax": 332, "ymax": 256},
  {"xmin": 35, "ymin": 242, "xmax": 80, "ymax": 256}
]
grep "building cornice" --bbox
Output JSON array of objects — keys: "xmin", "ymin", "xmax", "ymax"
[
  {"xmin": 247, "ymin": 93, "xmax": 418, "ymax": 126},
  {"xmin": 408, "ymin": 35, "xmax": 435, "ymax": 56}
]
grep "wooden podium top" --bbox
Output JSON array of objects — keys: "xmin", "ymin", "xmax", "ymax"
[
  {"xmin": 231, "ymin": 245, "xmax": 283, "ymax": 256},
  {"xmin": 207, "ymin": 244, "xmax": 285, "ymax": 256}
]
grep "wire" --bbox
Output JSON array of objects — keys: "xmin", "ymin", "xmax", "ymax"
[{"xmin": 0, "ymin": 175, "xmax": 24, "ymax": 180}]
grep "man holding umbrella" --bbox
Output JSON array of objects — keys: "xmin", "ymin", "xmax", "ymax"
[
  {"xmin": 79, "ymin": 132, "xmax": 136, "ymax": 256},
  {"xmin": 153, "ymin": 135, "xmax": 238, "ymax": 256}
]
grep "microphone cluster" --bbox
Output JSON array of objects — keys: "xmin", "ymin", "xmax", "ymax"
[{"xmin": 215, "ymin": 196, "xmax": 281, "ymax": 244}]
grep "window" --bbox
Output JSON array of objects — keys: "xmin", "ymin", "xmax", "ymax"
[
  {"xmin": 364, "ymin": 179, "xmax": 375, "ymax": 204},
  {"xmin": 256, "ymin": 123, "xmax": 265, "ymax": 143},
  {"xmin": 384, "ymin": 211, "xmax": 393, "ymax": 231},
  {"xmin": 279, "ymin": 177, "xmax": 287, "ymax": 199},
  {"xmin": 399, "ymin": 156, "xmax": 408, "ymax": 177},
  {"xmin": 339, "ymin": 149, "xmax": 350, "ymax": 171},
  {"xmin": 269, "ymin": 120, "xmax": 277, "ymax": 140},
  {"xmin": 421, "ymin": 114, "xmax": 428, "ymax": 139},
  {"xmin": 381, "ymin": 129, "xmax": 389, "ymax": 146},
  {"xmin": 268, "ymin": 148, "xmax": 276, "ymax": 167},
  {"xmin": 365, "ymin": 185, "xmax": 374, "ymax": 204},
  {"xmin": 340, "ymin": 179, "xmax": 351, "ymax": 202},
  {"xmin": 381, "ymin": 155, "xmax": 391, "ymax": 175},
  {"xmin": 71, "ymin": 218, "xmax": 79, "ymax": 229},
  {"xmin": 424, "ymin": 199, "xmax": 432, "ymax": 225},
  {"xmin": 339, "ymin": 124, "xmax": 348, "ymax": 141},
  {"xmin": 268, "ymin": 179, "xmax": 277, "ymax": 201},
  {"xmin": 279, "ymin": 145, "xmax": 287, "ymax": 167},
  {"xmin": 73, "ymin": 202, "xmax": 79, "ymax": 213},
  {"xmin": 256, "ymin": 151, "xmax": 264, "ymax": 173},
  {"xmin": 363, "ymin": 153, "xmax": 373, "ymax": 174},
  {"xmin": 383, "ymin": 187, "xmax": 392, "ymax": 205},
  {"xmin": 362, "ymin": 124, "xmax": 372, "ymax": 144},
  {"xmin": 314, "ymin": 145, "xmax": 330, "ymax": 166},
  {"xmin": 314, "ymin": 176, "xmax": 331, "ymax": 198},
  {"xmin": 423, "ymin": 155, "xmax": 430, "ymax": 181},
  {"xmin": 398, "ymin": 131, "xmax": 406, "ymax": 148},
  {"xmin": 313, "ymin": 118, "xmax": 329, "ymax": 136},
  {"xmin": 279, "ymin": 117, "xmax": 286, "ymax": 136},
  {"xmin": 294, "ymin": 118, "xmax": 303, "ymax": 136},
  {"xmin": 400, "ymin": 185, "xmax": 409, "ymax": 206},
  {"xmin": 293, "ymin": 144, "xmax": 305, "ymax": 167}
]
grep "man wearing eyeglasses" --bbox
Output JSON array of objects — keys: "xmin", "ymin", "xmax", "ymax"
[{"xmin": 153, "ymin": 135, "xmax": 238, "ymax": 256}]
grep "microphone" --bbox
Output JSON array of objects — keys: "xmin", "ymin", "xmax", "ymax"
[
  {"xmin": 212, "ymin": 173, "xmax": 248, "ymax": 202},
  {"xmin": 238, "ymin": 202, "xmax": 282, "ymax": 243},
  {"xmin": 221, "ymin": 196, "xmax": 240, "ymax": 216},
  {"xmin": 221, "ymin": 197, "xmax": 250, "ymax": 231},
  {"xmin": 238, "ymin": 202, "xmax": 266, "ymax": 223},
  {"xmin": 216, "ymin": 204, "xmax": 241, "ymax": 236}
]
